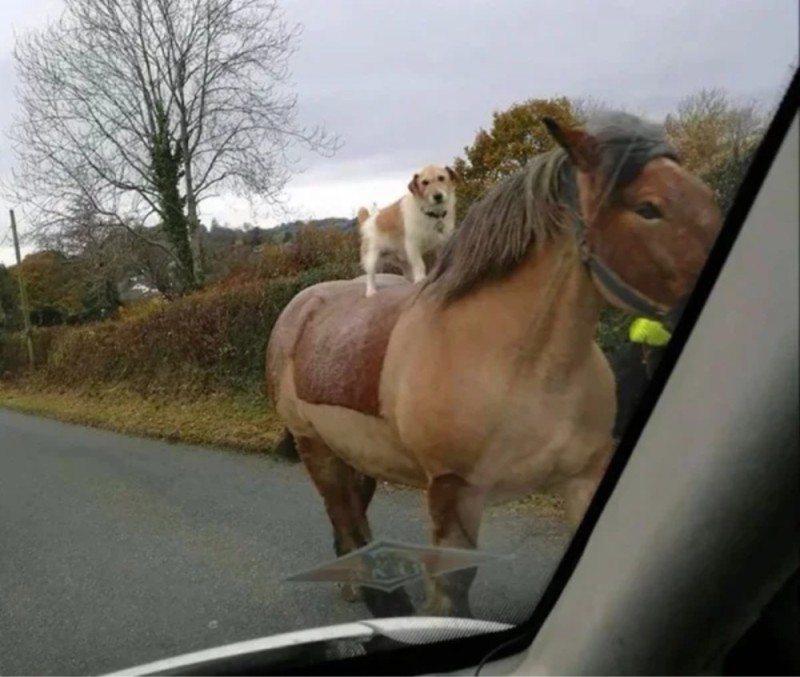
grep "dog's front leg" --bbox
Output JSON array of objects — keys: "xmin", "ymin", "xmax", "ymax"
[
  {"xmin": 405, "ymin": 240, "xmax": 427, "ymax": 284},
  {"xmin": 362, "ymin": 252, "xmax": 379, "ymax": 297},
  {"xmin": 397, "ymin": 256, "xmax": 414, "ymax": 282}
]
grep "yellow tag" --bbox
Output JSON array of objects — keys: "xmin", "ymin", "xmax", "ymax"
[{"xmin": 629, "ymin": 318, "xmax": 671, "ymax": 347}]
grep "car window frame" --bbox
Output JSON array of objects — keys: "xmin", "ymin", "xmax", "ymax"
[{"xmin": 126, "ymin": 67, "xmax": 799, "ymax": 677}]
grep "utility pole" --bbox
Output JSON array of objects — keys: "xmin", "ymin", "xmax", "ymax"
[{"xmin": 10, "ymin": 209, "xmax": 35, "ymax": 368}]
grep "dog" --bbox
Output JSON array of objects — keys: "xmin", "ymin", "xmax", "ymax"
[{"xmin": 357, "ymin": 164, "xmax": 458, "ymax": 297}]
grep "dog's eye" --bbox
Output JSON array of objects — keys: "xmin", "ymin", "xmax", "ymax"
[
  {"xmin": 421, "ymin": 179, "xmax": 429, "ymax": 186},
  {"xmin": 437, "ymin": 176, "xmax": 445, "ymax": 182},
  {"xmin": 634, "ymin": 202, "xmax": 662, "ymax": 221}
]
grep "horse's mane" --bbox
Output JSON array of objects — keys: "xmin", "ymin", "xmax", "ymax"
[{"xmin": 422, "ymin": 112, "xmax": 678, "ymax": 303}]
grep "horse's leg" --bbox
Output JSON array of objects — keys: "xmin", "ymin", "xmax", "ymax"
[
  {"xmin": 424, "ymin": 473, "xmax": 485, "ymax": 618},
  {"xmin": 295, "ymin": 435, "xmax": 371, "ymax": 601},
  {"xmin": 335, "ymin": 471, "xmax": 376, "ymax": 603},
  {"xmin": 561, "ymin": 443, "xmax": 613, "ymax": 529},
  {"xmin": 294, "ymin": 435, "xmax": 414, "ymax": 617}
]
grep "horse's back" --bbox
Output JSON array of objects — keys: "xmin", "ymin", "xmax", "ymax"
[{"xmin": 267, "ymin": 274, "xmax": 414, "ymax": 417}]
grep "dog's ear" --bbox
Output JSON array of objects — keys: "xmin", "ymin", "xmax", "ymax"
[
  {"xmin": 408, "ymin": 173, "xmax": 420, "ymax": 196},
  {"xmin": 446, "ymin": 166, "xmax": 459, "ymax": 183}
]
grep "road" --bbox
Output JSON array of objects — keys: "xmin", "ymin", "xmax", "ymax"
[{"xmin": 0, "ymin": 408, "xmax": 569, "ymax": 676}]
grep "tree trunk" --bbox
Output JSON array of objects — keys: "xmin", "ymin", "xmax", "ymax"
[{"xmin": 180, "ymin": 116, "xmax": 204, "ymax": 286}]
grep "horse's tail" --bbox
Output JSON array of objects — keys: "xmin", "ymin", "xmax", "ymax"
[
  {"xmin": 356, "ymin": 206, "xmax": 370, "ymax": 225},
  {"xmin": 273, "ymin": 428, "xmax": 300, "ymax": 463}
]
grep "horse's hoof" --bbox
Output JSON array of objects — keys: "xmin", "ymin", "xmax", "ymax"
[
  {"xmin": 422, "ymin": 584, "xmax": 472, "ymax": 618},
  {"xmin": 336, "ymin": 582, "xmax": 362, "ymax": 603},
  {"xmin": 361, "ymin": 588, "xmax": 416, "ymax": 618},
  {"xmin": 422, "ymin": 592, "xmax": 453, "ymax": 617}
]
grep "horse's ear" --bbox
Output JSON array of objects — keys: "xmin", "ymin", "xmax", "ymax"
[
  {"xmin": 408, "ymin": 173, "xmax": 420, "ymax": 196},
  {"xmin": 446, "ymin": 165, "xmax": 460, "ymax": 183},
  {"xmin": 542, "ymin": 117, "xmax": 600, "ymax": 172}
]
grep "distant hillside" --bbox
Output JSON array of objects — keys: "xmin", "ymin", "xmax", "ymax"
[
  {"xmin": 204, "ymin": 216, "xmax": 356, "ymax": 250},
  {"xmin": 0, "ymin": 216, "xmax": 362, "ymax": 318},
  {"xmin": 197, "ymin": 216, "xmax": 359, "ymax": 291},
  {"xmin": 267, "ymin": 216, "xmax": 357, "ymax": 241}
]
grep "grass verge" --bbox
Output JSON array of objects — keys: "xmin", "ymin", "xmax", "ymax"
[
  {"xmin": 0, "ymin": 382, "xmax": 284, "ymax": 455},
  {"xmin": 0, "ymin": 381, "xmax": 564, "ymax": 516}
]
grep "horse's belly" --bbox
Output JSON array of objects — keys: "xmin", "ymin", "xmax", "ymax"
[
  {"xmin": 298, "ymin": 400, "xmax": 428, "ymax": 488},
  {"xmin": 468, "ymin": 422, "xmax": 570, "ymax": 495},
  {"xmin": 486, "ymin": 441, "xmax": 571, "ymax": 500},
  {"xmin": 483, "ymin": 417, "xmax": 612, "ymax": 502}
]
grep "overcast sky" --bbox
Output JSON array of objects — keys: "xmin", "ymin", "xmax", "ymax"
[{"xmin": 0, "ymin": 0, "xmax": 797, "ymax": 264}]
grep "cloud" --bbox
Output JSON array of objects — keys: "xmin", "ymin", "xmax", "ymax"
[
  {"xmin": 281, "ymin": 0, "xmax": 797, "ymax": 167},
  {"xmin": 0, "ymin": 0, "xmax": 796, "ymax": 253},
  {"xmin": 199, "ymin": 169, "xmax": 414, "ymax": 228},
  {"xmin": 0, "ymin": 244, "xmax": 32, "ymax": 267}
]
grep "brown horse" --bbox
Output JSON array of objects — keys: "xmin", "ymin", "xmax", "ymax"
[{"xmin": 266, "ymin": 112, "xmax": 722, "ymax": 619}]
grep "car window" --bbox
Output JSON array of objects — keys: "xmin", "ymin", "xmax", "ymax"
[{"xmin": 0, "ymin": 1, "xmax": 796, "ymax": 675}]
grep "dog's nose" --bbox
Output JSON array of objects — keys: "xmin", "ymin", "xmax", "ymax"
[{"xmin": 433, "ymin": 192, "xmax": 444, "ymax": 203}]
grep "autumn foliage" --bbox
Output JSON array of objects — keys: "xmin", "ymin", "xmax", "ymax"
[
  {"xmin": 447, "ymin": 90, "xmax": 764, "ymax": 357},
  {"xmin": 0, "ymin": 226, "xmax": 360, "ymax": 394},
  {"xmin": 1, "ymin": 89, "xmax": 765, "ymax": 400},
  {"xmin": 665, "ymin": 88, "xmax": 766, "ymax": 177},
  {"xmin": 452, "ymin": 97, "xmax": 580, "ymax": 220},
  {"xmin": 664, "ymin": 88, "xmax": 766, "ymax": 212}
]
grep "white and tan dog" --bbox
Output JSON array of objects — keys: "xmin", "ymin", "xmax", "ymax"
[{"xmin": 357, "ymin": 164, "xmax": 458, "ymax": 297}]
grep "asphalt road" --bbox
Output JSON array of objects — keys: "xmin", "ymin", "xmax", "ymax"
[{"xmin": 0, "ymin": 408, "xmax": 570, "ymax": 676}]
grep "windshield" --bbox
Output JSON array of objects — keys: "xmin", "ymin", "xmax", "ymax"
[{"xmin": 0, "ymin": 1, "xmax": 797, "ymax": 674}]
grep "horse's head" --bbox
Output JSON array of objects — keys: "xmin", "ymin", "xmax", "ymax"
[{"xmin": 543, "ymin": 114, "xmax": 723, "ymax": 324}]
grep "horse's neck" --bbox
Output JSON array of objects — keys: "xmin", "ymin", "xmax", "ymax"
[{"xmin": 444, "ymin": 239, "xmax": 603, "ymax": 371}]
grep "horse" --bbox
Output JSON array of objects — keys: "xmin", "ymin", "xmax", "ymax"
[{"xmin": 266, "ymin": 112, "xmax": 722, "ymax": 619}]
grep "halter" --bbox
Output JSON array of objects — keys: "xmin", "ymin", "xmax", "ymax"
[
  {"xmin": 580, "ymin": 238, "xmax": 671, "ymax": 319},
  {"xmin": 562, "ymin": 162, "xmax": 672, "ymax": 320}
]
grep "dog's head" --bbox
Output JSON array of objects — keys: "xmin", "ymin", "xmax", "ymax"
[{"xmin": 408, "ymin": 164, "xmax": 458, "ymax": 210}]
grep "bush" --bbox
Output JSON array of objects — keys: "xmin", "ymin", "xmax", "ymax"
[
  {"xmin": 702, "ymin": 143, "xmax": 759, "ymax": 215},
  {"xmin": 116, "ymin": 296, "xmax": 167, "ymax": 322},
  {"xmin": 0, "ymin": 326, "xmax": 65, "ymax": 380},
  {"xmin": 256, "ymin": 224, "xmax": 360, "ymax": 280},
  {"xmin": 0, "ymin": 228, "xmax": 363, "ymax": 398},
  {"xmin": 0, "ymin": 221, "xmax": 674, "ymax": 398},
  {"xmin": 36, "ymin": 278, "xmax": 300, "ymax": 396},
  {"xmin": 596, "ymin": 306, "xmax": 629, "ymax": 358}
]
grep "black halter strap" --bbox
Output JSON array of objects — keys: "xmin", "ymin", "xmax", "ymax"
[{"xmin": 561, "ymin": 164, "xmax": 670, "ymax": 320}]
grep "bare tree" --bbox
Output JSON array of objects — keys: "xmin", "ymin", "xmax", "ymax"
[
  {"xmin": 38, "ymin": 199, "xmax": 138, "ymax": 310},
  {"xmin": 6, "ymin": 0, "xmax": 339, "ymax": 289},
  {"xmin": 43, "ymin": 197, "xmax": 195, "ymax": 300},
  {"xmin": 572, "ymin": 96, "xmax": 616, "ymax": 123},
  {"xmin": 665, "ymin": 88, "xmax": 766, "ymax": 176}
]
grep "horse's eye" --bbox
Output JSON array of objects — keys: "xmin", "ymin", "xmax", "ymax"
[{"xmin": 634, "ymin": 202, "xmax": 662, "ymax": 220}]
